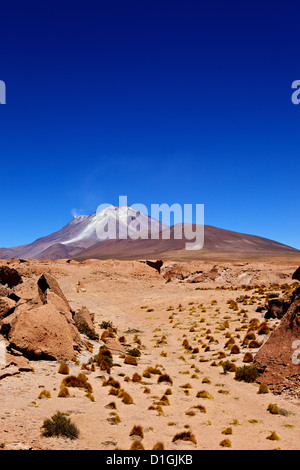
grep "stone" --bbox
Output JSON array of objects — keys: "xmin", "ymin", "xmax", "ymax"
[
  {"xmin": 0, "ymin": 297, "xmax": 16, "ymax": 320},
  {"xmin": 73, "ymin": 307, "xmax": 95, "ymax": 335},
  {"xmin": 8, "ymin": 303, "xmax": 79, "ymax": 360},
  {"xmin": 292, "ymin": 266, "xmax": 300, "ymax": 281},
  {"xmin": 0, "ymin": 266, "xmax": 23, "ymax": 288}
]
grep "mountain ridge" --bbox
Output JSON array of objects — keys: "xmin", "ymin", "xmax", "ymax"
[{"xmin": 0, "ymin": 207, "xmax": 298, "ymax": 260}]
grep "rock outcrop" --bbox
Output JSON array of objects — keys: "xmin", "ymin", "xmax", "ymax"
[
  {"xmin": 292, "ymin": 266, "xmax": 300, "ymax": 281},
  {"xmin": 0, "ymin": 266, "xmax": 91, "ymax": 361},
  {"xmin": 8, "ymin": 303, "xmax": 79, "ymax": 360},
  {"xmin": 254, "ymin": 267, "xmax": 300, "ymax": 394},
  {"xmin": 73, "ymin": 306, "xmax": 97, "ymax": 339},
  {"xmin": 264, "ymin": 297, "xmax": 292, "ymax": 320},
  {"xmin": 145, "ymin": 260, "xmax": 164, "ymax": 274}
]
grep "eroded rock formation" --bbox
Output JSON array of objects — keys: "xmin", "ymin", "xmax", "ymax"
[{"xmin": 0, "ymin": 266, "xmax": 89, "ymax": 361}]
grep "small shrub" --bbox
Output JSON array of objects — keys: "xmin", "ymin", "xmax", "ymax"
[
  {"xmin": 182, "ymin": 339, "xmax": 192, "ymax": 350},
  {"xmin": 152, "ymin": 442, "xmax": 165, "ymax": 450},
  {"xmin": 248, "ymin": 340, "xmax": 262, "ymax": 348},
  {"xmin": 58, "ymin": 361, "xmax": 70, "ymax": 375},
  {"xmin": 108, "ymin": 412, "xmax": 121, "ymax": 425},
  {"xmin": 225, "ymin": 338, "xmax": 235, "ymax": 349},
  {"xmin": 196, "ymin": 390, "xmax": 214, "ymax": 399},
  {"xmin": 93, "ymin": 346, "xmax": 113, "ymax": 372},
  {"xmin": 185, "ymin": 410, "xmax": 196, "ymax": 416},
  {"xmin": 121, "ymin": 391, "xmax": 134, "ymax": 405},
  {"xmin": 172, "ymin": 431, "xmax": 197, "ymax": 445},
  {"xmin": 267, "ymin": 404, "xmax": 279, "ymax": 415},
  {"xmin": 257, "ymin": 322, "xmax": 270, "ymax": 335},
  {"xmin": 148, "ymin": 405, "xmax": 164, "ymax": 416},
  {"xmin": 61, "ymin": 373, "xmax": 93, "ymax": 393},
  {"xmin": 85, "ymin": 392, "xmax": 95, "ymax": 402},
  {"xmin": 132, "ymin": 373, "xmax": 142, "ymax": 383},
  {"xmin": 124, "ymin": 355, "xmax": 138, "ymax": 366},
  {"xmin": 192, "ymin": 405, "xmax": 206, "ymax": 413},
  {"xmin": 219, "ymin": 439, "xmax": 231, "ymax": 448},
  {"xmin": 180, "ymin": 383, "xmax": 192, "ymax": 389},
  {"xmin": 202, "ymin": 377, "xmax": 211, "ymax": 384},
  {"xmin": 41, "ymin": 412, "xmax": 79, "ymax": 440},
  {"xmin": 157, "ymin": 374, "xmax": 173, "ymax": 385},
  {"xmin": 222, "ymin": 361, "xmax": 236, "ymax": 374},
  {"xmin": 38, "ymin": 390, "xmax": 51, "ymax": 400},
  {"xmin": 128, "ymin": 348, "xmax": 141, "ymax": 358},
  {"xmin": 230, "ymin": 345, "xmax": 240, "ymax": 354},
  {"xmin": 129, "ymin": 425, "xmax": 144, "ymax": 439},
  {"xmin": 159, "ymin": 394, "xmax": 170, "ymax": 406},
  {"xmin": 58, "ymin": 386, "xmax": 70, "ymax": 398},
  {"xmin": 258, "ymin": 383, "xmax": 269, "ymax": 394},
  {"xmin": 130, "ymin": 441, "xmax": 144, "ymax": 450},
  {"xmin": 142, "ymin": 370, "xmax": 152, "ymax": 378},
  {"xmin": 242, "ymin": 331, "xmax": 256, "ymax": 345},
  {"xmin": 266, "ymin": 431, "xmax": 280, "ymax": 441},
  {"xmin": 100, "ymin": 320, "xmax": 113, "ymax": 330},
  {"xmin": 146, "ymin": 366, "xmax": 162, "ymax": 375},
  {"xmin": 243, "ymin": 352, "xmax": 254, "ymax": 363},
  {"xmin": 105, "ymin": 401, "xmax": 117, "ymax": 409},
  {"xmin": 222, "ymin": 427, "xmax": 233, "ymax": 435},
  {"xmin": 77, "ymin": 323, "xmax": 99, "ymax": 341},
  {"xmin": 103, "ymin": 376, "xmax": 120, "ymax": 389},
  {"xmin": 235, "ymin": 365, "xmax": 260, "ymax": 383}
]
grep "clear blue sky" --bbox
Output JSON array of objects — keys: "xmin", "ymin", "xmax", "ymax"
[{"xmin": 0, "ymin": 0, "xmax": 300, "ymax": 248}]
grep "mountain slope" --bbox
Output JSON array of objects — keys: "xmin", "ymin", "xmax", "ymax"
[
  {"xmin": 0, "ymin": 209, "xmax": 298, "ymax": 260},
  {"xmin": 73, "ymin": 223, "xmax": 299, "ymax": 260},
  {"xmin": 0, "ymin": 206, "xmax": 165, "ymax": 259}
]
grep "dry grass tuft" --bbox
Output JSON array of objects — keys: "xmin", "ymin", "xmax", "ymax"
[
  {"xmin": 157, "ymin": 374, "xmax": 173, "ymax": 385},
  {"xmin": 58, "ymin": 361, "xmax": 70, "ymax": 375},
  {"xmin": 172, "ymin": 431, "xmax": 197, "ymax": 445},
  {"xmin": 129, "ymin": 425, "xmax": 144, "ymax": 439}
]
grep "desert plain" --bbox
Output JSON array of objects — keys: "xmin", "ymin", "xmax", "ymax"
[{"xmin": 1, "ymin": 255, "xmax": 300, "ymax": 450}]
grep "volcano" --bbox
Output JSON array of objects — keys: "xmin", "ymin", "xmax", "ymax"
[{"xmin": 0, "ymin": 206, "xmax": 298, "ymax": 261}]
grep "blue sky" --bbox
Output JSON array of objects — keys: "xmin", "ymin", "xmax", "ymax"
[{"xmin": 0, "ymin": 0, "xmax": 300, "ymax": 248}]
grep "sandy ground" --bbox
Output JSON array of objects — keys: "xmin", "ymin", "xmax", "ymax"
[{"xmin": 0, "ymin": 257, "xmax": 300, "ymax": 450}]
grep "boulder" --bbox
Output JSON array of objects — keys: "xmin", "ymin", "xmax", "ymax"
[
  {"xmin": 0, "ymin": 297, "xmax": 16, "ymax": 320},
  {"xmin": 13, "ymin": 277, "xmax": 40, "ymax": 303},
  {"xmin": 0, "ymin": 272, "xmax": 84, "ymax": 360},
  {"xmin": 264, "ymin": 298, "xmax": 291, "ymax": 319},
  {"xmin": 264, "ymin": 286, "xmax": 300, "ymax": 320},
  {"xmin": 105, "ymin": 337, "xmax": 126, "ymax": 355},
  {"xmin": 37, "ymin": 274, "xmax": 69, "ymax": 306},
  {"xmin": 292, "ymin": 266, "xmax": 300, "ymax": 281},
  {"xmin": 73, "ymin": 307, "xmax": 95, "ymax": 336},
  {"xmin": 0, "ymin": 266, "xmax": 23, "ymax": 288},
  {"xmin": 8, "ymin": 303, "xmax": 79, "ymax": 360}
]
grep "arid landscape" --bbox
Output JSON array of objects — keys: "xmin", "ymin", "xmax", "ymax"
[
  {"xmin": 2, "ymin": 0, "xmax": 300, "ymax": 455},
  {"xmin": 1, "ymin": 254, "xmax": 300, "ymax": 450}
]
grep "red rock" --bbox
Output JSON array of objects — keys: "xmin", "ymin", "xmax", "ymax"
[
  {"xmin": 254, "ymin": 286, "xmax": 300, "ymax": 394},
  {"xmin": 0, "ymin": 266, "xmax": 23, "ymax": 288},
  {"xmin": 292, "ymin": 266, "xmax": 300, "ymax": 281},
  {"xmin": 0, "ymin": 297, "xmax": 16, "ymax": 320},
  {"xmin": 8, "ymin": 303, "xmax": 79, "ymax": 360}
]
